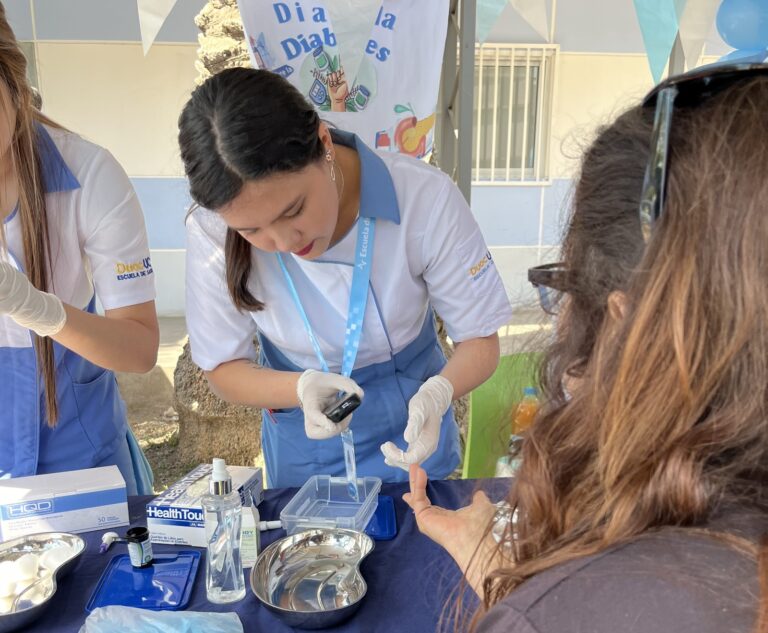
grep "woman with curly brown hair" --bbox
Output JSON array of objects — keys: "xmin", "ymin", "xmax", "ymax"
[{"xmin": 407, "ymin": 64, "xmax": 768, "ymax": 633}]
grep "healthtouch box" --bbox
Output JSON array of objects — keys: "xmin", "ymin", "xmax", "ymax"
[
  {"xmin": 146, "ymin": 463, "xmax": 263, "ymax": 547},
  {"xmin": 0, "ymin": 465, "xmax": 129, "ymax": 542}
]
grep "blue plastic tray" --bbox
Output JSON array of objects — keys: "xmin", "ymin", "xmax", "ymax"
[
  {"xmin": 85, "ymin": 551, "xmax": 200, "ymax": 612},
  {"xmin": 365, "ymin": 495, "xmax": 397, "ymax": 540}
]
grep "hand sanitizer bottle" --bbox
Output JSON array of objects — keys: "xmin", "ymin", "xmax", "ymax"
[{"xmin": 201, "ymin": 458, "xmax": 246, "ymax": 603}]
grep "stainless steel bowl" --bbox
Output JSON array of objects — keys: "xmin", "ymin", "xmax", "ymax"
[
  {"xmin": 250, "ymin": 528, "xmax": 374, "ymax": 629},
  {"xmin": 0, "ymin": 532, "xmax": 85, "ymax": 633}
]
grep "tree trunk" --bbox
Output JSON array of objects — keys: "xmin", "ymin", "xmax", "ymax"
[{"xmin": 173, "ymin": 340, "xmax": 262, "ymax": 467}]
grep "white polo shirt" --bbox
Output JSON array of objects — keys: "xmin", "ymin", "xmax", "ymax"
[
  {"xmin": 0, "ymin": 125, "xmax": 155, "ymax": 349},
  {"xmin": 186, "ymin": 131, "xmax": 512, "ymax": 373}
]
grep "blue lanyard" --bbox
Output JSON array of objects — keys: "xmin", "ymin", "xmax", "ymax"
[
  {"xmin": 276, "ymin": 216, "xmax": 376, "ymax": 378},
  {"xmin": 277, "ymin": 217, "xmax": 375, "ymax": 502}
]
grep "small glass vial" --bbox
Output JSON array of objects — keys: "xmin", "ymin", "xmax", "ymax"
[
  {"xmin": 125, "ymin": 527, "xmax": 153, "ymax": 568},
  {"xmin": 201, "ymin": 458, "xmax": 246, "ymax": 604}
]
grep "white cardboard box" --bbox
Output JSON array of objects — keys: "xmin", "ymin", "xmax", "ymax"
[
  {"xmin": 146, "ymin": 464, "xmax": 263, "ymax": 547},
  {"xmin": 0, "ymin": 465, "xmax": 129, "ymax": 542}
]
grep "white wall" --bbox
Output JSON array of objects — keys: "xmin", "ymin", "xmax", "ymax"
[
  {"xmin": 38, "ymin": 41, "xmax": 197, "ymax": 176},
  {"xmin": 36, "ymin": 41, "xmax": 197, "ymax": 314},
  {"xmin": 150, "ymin": 250, "xmax": 186, "ymax": 316}
]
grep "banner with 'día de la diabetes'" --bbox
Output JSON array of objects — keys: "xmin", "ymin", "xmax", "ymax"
[{"xmin": 237, "ymin": 0, "xmax": 449, "ymax": 159}]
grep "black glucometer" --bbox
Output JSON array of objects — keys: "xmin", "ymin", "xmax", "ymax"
[{"xmin": 322, "ymin": 393, "xmax": 362, "ymax": 423}]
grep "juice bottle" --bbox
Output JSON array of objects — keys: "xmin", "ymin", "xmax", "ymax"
[{"xmin": 512, "ymin": 387, "xmax": 539, "ymax": 435}]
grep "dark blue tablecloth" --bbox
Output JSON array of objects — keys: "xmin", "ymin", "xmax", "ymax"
[{"xmin": 25, "ymin": 478, "xmax": 509, "ymax": 633}]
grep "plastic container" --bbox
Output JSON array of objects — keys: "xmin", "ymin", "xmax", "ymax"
[{"xmin": 280, "ymin": 476, "xmax": 382, "ymax": 535}]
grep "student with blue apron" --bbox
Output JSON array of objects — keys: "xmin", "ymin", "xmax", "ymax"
[
  {"xmin": 181, "ymin": 68, "xmax": 512, "ymax": 488},
  {"xmin": 0, "ymin": 7, "xmax": 158, "ymax": 495}
]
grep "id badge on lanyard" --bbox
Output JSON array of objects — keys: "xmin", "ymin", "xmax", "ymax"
[{"xmin": 277, "ymin": 217, "xmax": 375, "ymax": 501}]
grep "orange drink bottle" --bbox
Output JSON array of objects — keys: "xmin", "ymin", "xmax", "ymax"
[{"xmin": 512, "ymin": 387, "xmax": 539, "ymax": 435}]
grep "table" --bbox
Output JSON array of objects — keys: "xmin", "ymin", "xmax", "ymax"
[{"xmin": 28, "ymin": 478, "xmax": 508, "ymax": 633}]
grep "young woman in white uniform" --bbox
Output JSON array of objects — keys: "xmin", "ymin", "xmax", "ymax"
[
  {"xmin": 180, "ymin": 68, "xmax": 512, "ymax": 487},
  {"xmin": 0, "ymin": 5, "xmax": 158, "ymax": 494}
]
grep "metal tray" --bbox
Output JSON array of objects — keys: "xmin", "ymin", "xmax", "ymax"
[
  {"xmin": 0, "ymin": 532, "xmax": 85, "ymax": 633},
  {"xmin": 250, "ymin": 528, "xmax": 373, "ymax": 630}
]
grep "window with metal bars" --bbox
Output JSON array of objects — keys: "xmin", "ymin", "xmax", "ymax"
[{"xmin": 473, "ymin": 44, "xmax": 556, "ymax": 183}]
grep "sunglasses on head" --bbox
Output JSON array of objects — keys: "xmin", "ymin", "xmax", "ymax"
[
  {"xmin": 528, "ymin": 262, "xmax": 568, "ymax": 315},
  {"xmin": 638, "ymin": 62, "xmax": 768, "ymax": 241},
  {"xmin": 529, "ymin": 65, "xmax": 768, "ymax": 316}
]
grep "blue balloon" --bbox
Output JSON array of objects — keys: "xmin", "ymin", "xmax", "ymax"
[
  {"xmin": 718, "ymin": 47, "xmax": 768, "ymax": 63},
  {"xmin": 716, "ymin": 0, "xmax": 768, "ymax": 50}
]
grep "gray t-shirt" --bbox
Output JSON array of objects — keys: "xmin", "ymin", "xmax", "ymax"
[{"xmin": 478, "ymin": 514, "xmax": 763, "ymax": 633}]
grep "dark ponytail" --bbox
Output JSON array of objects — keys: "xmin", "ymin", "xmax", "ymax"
[{"xmin": 178, "ymin": 67, "xmax": 325, "ymax": 311}]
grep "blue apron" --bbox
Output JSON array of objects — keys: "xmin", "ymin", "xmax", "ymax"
[
  {"xmin": 260, "ymin": 314, "xmax": 461, "ymax": 488},
  {"xmin": 0, "ymin": 127, "xmax": 154, "ymax": 494},
  {"xmin": 0, "ymin": 294, "xmax": 153, "ymax": 495}
]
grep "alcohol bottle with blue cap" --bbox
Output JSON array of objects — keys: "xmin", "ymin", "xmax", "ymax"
[{"xmin": 201, "ymin": 458, "xmax": 246, "ymax": 604}]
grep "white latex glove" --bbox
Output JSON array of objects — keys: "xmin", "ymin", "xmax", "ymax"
[
  {"xmin": 296, "ymin": 369, "xmax": 364, "ymax": 440},
  {"xmin": 0, "ymin": 261, "xmax": 66, "ymax": 337},
  {"xmin": 380, "ymin": 375, "xmax": 454, "ymax": 471}
]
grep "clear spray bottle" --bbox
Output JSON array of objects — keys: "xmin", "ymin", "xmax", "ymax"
[{"xmin": 201, "ymin": 458, "xmax": 246, "ymax": 603}]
